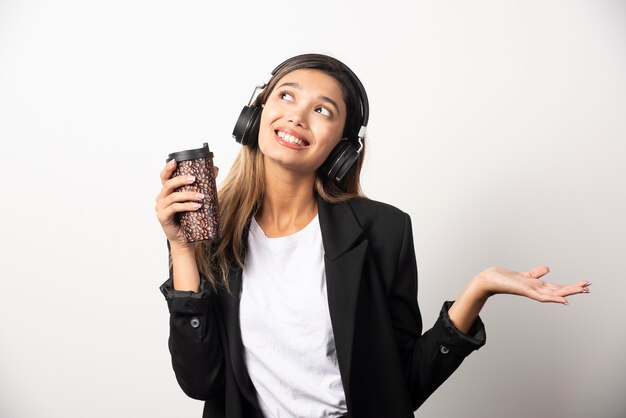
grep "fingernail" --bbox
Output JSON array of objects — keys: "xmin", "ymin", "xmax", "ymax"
[
  {"xmin": 187, "ymin": 176, "xmax": 195, "ymax": 183},
  {"xmin": 196, "ymin": 193, "xmax": 205, "ymax": 199},
  {"xmin": 168, "ymin": 159, "xmax": 176, "ymax": 166}
]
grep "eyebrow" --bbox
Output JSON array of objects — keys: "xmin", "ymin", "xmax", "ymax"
[{"xmin": 276, "ymin": 82, "xmax": 342, "ymax": 116}]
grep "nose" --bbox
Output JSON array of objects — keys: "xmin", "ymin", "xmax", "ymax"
[{"xmin": 287, "ymin": 105, "xmax": 308, "ymax": 128}]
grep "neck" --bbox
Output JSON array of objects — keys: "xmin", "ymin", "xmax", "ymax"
[{"xmin": 255, "ymin": 158, "xmax": 318, "ymax": 237}]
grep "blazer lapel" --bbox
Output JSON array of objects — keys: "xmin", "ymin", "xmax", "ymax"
[{"xmin": 317, "ymin": 196, "xmax": 367, "ymax": 407}]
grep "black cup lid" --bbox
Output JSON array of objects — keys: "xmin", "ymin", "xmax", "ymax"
[{"xmin": 166, "ymin": 142, "xmax": 213, "ymax": 162}]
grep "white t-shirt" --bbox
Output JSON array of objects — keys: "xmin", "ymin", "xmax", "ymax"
[{"xmin": 240, "ymin": 215, "xmax": 347, "ymax": 418}]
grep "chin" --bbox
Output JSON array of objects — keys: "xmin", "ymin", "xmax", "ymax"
[{"xmin": 260, "ymin": 150, "xmax": 318, "ymax": 175}]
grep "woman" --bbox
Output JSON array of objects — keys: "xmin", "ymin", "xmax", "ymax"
[{"xmin": 155, "ymin": 53, "xmax": 590, "ymax": 418}]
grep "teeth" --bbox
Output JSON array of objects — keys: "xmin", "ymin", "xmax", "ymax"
[{"xmin": 277, "ymin": 131, "xmax": 306, "ymax": 147}]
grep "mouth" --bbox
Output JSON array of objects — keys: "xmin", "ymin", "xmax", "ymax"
[{"xmin": 275, "ymin": 130, "xmax": 310, "ymax": 149}]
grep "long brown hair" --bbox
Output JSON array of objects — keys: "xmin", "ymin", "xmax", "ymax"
[{"xmin": 195, "ymin": 54, "xmax": 368, "ymax": 291}]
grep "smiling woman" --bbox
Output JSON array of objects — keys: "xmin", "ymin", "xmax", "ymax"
[{"xmin": 154, "ymin": 53, "xmax": 591, "ymax": 418}]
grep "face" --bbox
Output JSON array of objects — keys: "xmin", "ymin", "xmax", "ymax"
[{"xmin": 257, "ymin": 69, "xmax": 347, "ymax": 175}]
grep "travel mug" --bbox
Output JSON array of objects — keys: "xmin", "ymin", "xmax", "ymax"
[{"xmin": 166, "ymin": 143, "xmax": 221, "ymax": 242}]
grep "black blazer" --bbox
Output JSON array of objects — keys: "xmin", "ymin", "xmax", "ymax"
[{"xmin": 160, "ymin": 197, "xmax": 486, "ymax": 417}]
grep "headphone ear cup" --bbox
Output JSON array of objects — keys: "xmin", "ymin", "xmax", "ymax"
[
  {"xmin": 320, "ymin": 140, "xmax": 359, "ymax": 183},
  {"xmin": 232, "ymin": 105, "xmax": 262, "ymax": 147}
]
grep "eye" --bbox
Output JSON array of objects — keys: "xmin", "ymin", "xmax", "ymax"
[
  {"xmin": 315, "ymin": 106, "xmax": 332, "ymax": 117},
  {"xmin": 279, "ymin": 91, "xmax": 294, "ymax": 101}
]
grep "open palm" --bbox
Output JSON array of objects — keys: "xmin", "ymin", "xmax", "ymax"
[{"xmin": 478, "ymin": 266, "xmax": 591, "ymax": 305}]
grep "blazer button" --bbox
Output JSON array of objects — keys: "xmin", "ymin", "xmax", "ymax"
[
  {"xmin": 440, "ymin": 345, "xmax": 450, "ymax": 354},
  {"xmin": 190, "ymin": 317, "xmax": 201, "ymax": 328}
]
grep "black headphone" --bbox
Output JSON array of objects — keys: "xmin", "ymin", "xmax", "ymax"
[{"xmin": 232, "ymin": 54, "xmax": 369, "ymax": 183}]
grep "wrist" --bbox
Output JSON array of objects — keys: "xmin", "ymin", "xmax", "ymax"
[
  {"xmin": 448, "ymin": 277, "xmax": 491, "ymax": 334},
  {"xmin": 469, "ymin": 274, "xmax": 493, "ymax": 301},
  {"xmin": 169, "ymin": 240, "xmax": 194, "ymax": 255}
]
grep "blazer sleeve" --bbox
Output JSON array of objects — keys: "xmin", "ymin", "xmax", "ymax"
[
  {"xmin": 390, "ymin": 214, "xmax": 486, "ymax": 410},
  {"xmin": 159, "ymin": 240, "xmax": 225, "ymax": 400}
]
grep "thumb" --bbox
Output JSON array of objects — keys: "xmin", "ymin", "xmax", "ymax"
[{"xmin": 524, "ymin": 266, "xmax": 550, "ymax": 279}]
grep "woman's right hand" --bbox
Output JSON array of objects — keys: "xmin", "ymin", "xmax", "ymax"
[{"xmin": 155, "ymin": 159, "xmax": 218, "ymax": 248}]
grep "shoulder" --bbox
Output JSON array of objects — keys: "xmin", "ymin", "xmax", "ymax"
[
  {"xmin": 347, "ymin": 197, "xmax": 410, "ymax": 224},
  {"xmin": 345, "ymin": 197, "xmax": 412, "ymax": 241},
  {"xmin": 346, "ymin": 198, "xmax": 416, "ymax": 287},
  {"xmin": 317, "ymin": 195, "xmax": 414, "ymax": 255}
]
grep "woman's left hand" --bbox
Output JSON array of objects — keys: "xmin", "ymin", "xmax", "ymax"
[{"xmin": 475, "ymin": 266, "xmax": 591, "ymax": 305}]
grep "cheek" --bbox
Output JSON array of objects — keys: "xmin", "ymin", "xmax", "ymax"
[
  {"xmin": 257, "ymin": 110, "xmax": 274, "ymax": 146},
  {"xmin": 318, "ymin": 125, "xmax": 344, "ymax": 151}
]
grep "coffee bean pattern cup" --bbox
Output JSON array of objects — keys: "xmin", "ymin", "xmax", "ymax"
[{"xmin": 166, "ymin": 143, "xmax": 221, "ymax": 242}]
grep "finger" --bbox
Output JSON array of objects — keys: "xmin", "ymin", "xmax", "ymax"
[
  {"xmin": 550, "ymin": 283, "xmax": 591, "ymax": 300},
  {"xmin": 158, "ymin": 201, "xmax": 203, "ymax": 222},
  {"xmin": 213, "ymin": 165, "xmax": 219, "ymax": 179},
  {"xmin": 156, "ymin": 175, "xmax": 197, "ymax": 203},
  {"xmin": 160, "ymin": 159, "xmax": 177, "ymax": 184},
  {"xmin": 522, "ymin": 266, "xmax": 550, "ymax": 279},
  {"xmin": 530, "ymin": 290, "xmax": 569, "ymax": 305},
  {"xmin": 158, "ymin": 191, "xmax": 204, "ymax": 210},
  {"xmin": 550, "ymin": 282, "xmax": 591, "ymax": 297},
  {"xmin": 535, "ymin": 279, "xmax": 590, "ymax": 293},
  {"xmin": 566, "ymin": 280, "xmax": 592, "ymax": 292}
]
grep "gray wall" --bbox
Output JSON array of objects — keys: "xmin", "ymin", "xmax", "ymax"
[{"xmin": 1, "ymin": 0, "xmax": 624, "ymax": 417}]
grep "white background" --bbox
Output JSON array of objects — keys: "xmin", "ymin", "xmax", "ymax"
[{"xmin": 1, "ymin": 1, "xmax": 625, "ymax": 417}]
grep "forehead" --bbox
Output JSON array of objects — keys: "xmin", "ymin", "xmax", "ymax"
[{"xmin": 274, "ymin": 69, "xmax": 346, "ymax": 104}]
